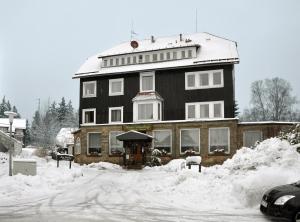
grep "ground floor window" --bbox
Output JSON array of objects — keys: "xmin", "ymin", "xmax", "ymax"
[
  {"xmin": 87, "ymin": 133, "xmax": 101, "ymax": 155},
  {"xmin": 153, "ymin": 130, "xmax": 172, "ymax": 154},
  {"xmin": 109, "ymin": 131, "xmax": 124, "ymax": 155},
  {"xmin": 180, "ymin": 128, "xmax": 200, "ymax": 154},
  {"xmin": 75, "ymin": 137, "xmax": 81, "ymax": 154},
  {"xmin": 243, "ymin": 130, "xmax": 262, "ymax": 148},
  {"xmin": 209, "ymin": 127, "xmax": 230, "ymax": 153}
]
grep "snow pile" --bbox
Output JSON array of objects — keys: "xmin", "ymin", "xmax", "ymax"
[
  {"xmin": 55, "ymin": 128, "xmax": 78, "ymax": 147},
  {"xmin": 20, "ymin": 147, "xmax": 37, "ymax": 158},
  {"xmin": 186, "ymin": 156, "xmax": 202, "ymax": 164},
  {"xmin": 87, "ymin": 161, "xmax": 122, "ymax": 170},
  {"xmin": 279, "ymin": 123, "xmax": 300, "ymax": 145}
]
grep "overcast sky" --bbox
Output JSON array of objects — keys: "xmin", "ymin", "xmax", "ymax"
[{"xmin": 0, "ymin": 0, "xmax": 299, "ymax": 120}]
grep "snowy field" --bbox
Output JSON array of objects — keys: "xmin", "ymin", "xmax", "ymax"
[{"xmin": 0, "ymin": 138, "xmax": 300, "ymax": 222}]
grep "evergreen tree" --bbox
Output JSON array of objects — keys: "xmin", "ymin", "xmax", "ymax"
[
  {"xmin": 24, "ymin": 120, "xmax": 31, "ymax": 146},
  {"xmin": 234, "ymin": 100, "xmax": 240, "ymax": 117},
  {"xmin": 57, "ymin": 97, "xmax": 67, "ymax": 124},
  {"xmin": 12, "ymin": 106, "xmax": 21, "ymax": 118}
]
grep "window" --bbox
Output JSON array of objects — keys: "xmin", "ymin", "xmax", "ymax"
[
  {"xmin": 75, "ymin": 137, "xmax": 81, "ymax": 155},
  {"xmin": 109, "ymin": 59, "xmax": 113, "ymax": 66},
  {"xmin": 127, "ymin": 57, "xmax": 131, "ymax": 64},
  {"xmin": 188, "ymin": 50, "xmax": 192, "ymax": 58},
  {"xmin": 121, "ymin": 57, "xmax": 125, "ymax": 65},
  {"xmin": 82, "ymin": 81, "xmax": 97, "ymax": 98},
  {"xmin": 209, "ymin": 128, "xmax": 230, "ymax": 153},
  {"xmin": 187, "ymin": 104, "xmax": 196, "ymax": 119},
  {"xmin": 109, "ymin": 107, "xmax": 123, "ymax": 123},
  {"xmin": 166, "ymin": 52, "xmax": 171, "ymax": 60},
  {"xmin": 138, "ymin": 103, "xmax": 153, "ymax": 120},
  {"xmin": 153, "ymin": 130, "xmax": 172, "ymax": 154},
  {"xmin": 145, "ymin": 54, "xmax": 150, "ymax": 63},
  {"xmin": 116, "ymin": 58, "xmax": 119, "ymax": 66},
  {"xmin": 103, "ymin": 60, "xmax": 108, "ymax": 67},
  {"xmin": 181, "ymin": 50, "xmax": 186, "ymax": 58},
  {"xmin": 180, "ymin": 129, "xmax": 200, "ymax": 154},
  {"xmin": 82, "ymin": 108, "xmax": 96, "ymax": 124},
  {"xmin": 243, "ymin": 131, "xmax": 262, "ymax": 148},
  {"xmin": 109, "ymin": 131, "xmax": 124, "ymax": 155},
  {"xmin": 132, "ymin": 56, "xmax": 137, "ymax": 64},
  {"xmin": 173, "ymin": 51, "xmax": 177, "ymax": 59},
  {"xmin": 87, "ymin": 133, "xmax": 101, "ymax": 155},
  {"xmin": 185, "ymin": 101, "xmax": 224, "ymax": 119},
  {"xmin": 140, "ymin": 72, "xmax": 155, "ymax": 92},
  {"xmin": 152, "ymin": 54, "xmax": 157, "ymax": 62},
  {"xmin": 159, "ymin": 53, "xmax": 164, "ymax": 61},
  {"xmin": 109, "ymin": 78, "xmax": 124, "ymax": 96},
  {"xmin": 185, "ymin": 69, "xmax": 224, "ymax": 90},
  {"xmin": 138, "ymin": 55, "xmax": 143, "ymax": 63}
]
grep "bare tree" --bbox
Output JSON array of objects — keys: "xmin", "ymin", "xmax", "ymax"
[{"xmin": 241, "ymin": 78, "xmax": 298, "ymax": 121}]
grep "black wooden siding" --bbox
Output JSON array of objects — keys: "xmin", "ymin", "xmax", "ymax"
[{"xmin": 79, "ymin": 64, "xmax": 235, "ymax": 124}]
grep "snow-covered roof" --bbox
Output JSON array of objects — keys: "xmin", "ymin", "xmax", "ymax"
[
  {"xmin": 132, "ymin": 92, "xmax": 164, "ymax": 102},
  {"xmin": 55, "ymin": 128, "xmax": 78, "ymax": 147},
  {"xmin": 74, "ymin": 32, "xmax": 239, "ymax": 78},
  {"xmin": 0, "ymin": 118, "xmax": 26, "ymax": 132}
]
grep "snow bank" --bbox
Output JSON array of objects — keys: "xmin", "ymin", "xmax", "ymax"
[
  {"xmin": 186, "ymin": 156, "xmax": 202, "ymax": 164},
  {"xmin": 87, "ymin": 161, "xmax": 122, "ymax": 170}
]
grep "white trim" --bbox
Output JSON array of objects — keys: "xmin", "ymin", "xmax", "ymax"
[
  {"xmin": 208, "ymin": 127, "xmax": 230, "ymax": 154},
  {"xmin": 82, "ymin": 108, "xmax": 96, "ymax": 125},
  {"xmin": 243, "ymin": 130, "xmax": 263, "ymax": 147},
  {"xmin": 140, "ymin": 71, "xmax": 155, "ymax": 92},
  {"xmin": 87, "ymin": 132, "xmax": 101, "ymax": 155},
  {"xmin": 82, "ymin": 81, "xmax": 97, "ymax": 98},
  {"xmin": 185, "ymin": 101, "xmax": 224, "ymax": 120},
  {"xmin": 152, "ymin": 129, "xmax": 172, "ymax": 154},
  {"xmin": 185, "ymin": 69, "xmax": 224, "ymax": 90},
  {"xmin": 109, "ymin": 106, "xmax": 123, "ymax": 123},
  {"xmin": 109, "ymin": 78, "xmax": 124, "ymax": 96},
  {"xmin": 109, "ymin": 131, "xmax": 124, "ymax": 155},
  {"xmin": 179, "ymin": 128, "xmax": 200, "ymax": 155}
]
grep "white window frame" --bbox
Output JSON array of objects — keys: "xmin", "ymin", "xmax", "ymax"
[
  {"xmin": 185, "ymin": 101, "xmax": 224, "ymax": 120},
  {"xmin": 109, "ymin": 106, "xmax": 123, "ymax": 123},
  {"xmin": 140, "ymin": 71, "xmax": 155, "ymax": 92},
  {"xmin": 208, "ymin": 127, "xmax": 230, "ymax": 154},
  {"xmin": 152, "ymin": 129, "xmax": 172, "ymax": 154},
  {"xmin": 109, "ymin": 131, "xmax": 124, "ymax": 155},
  {"xmin": 243, "ymin": 130, "xmax": 263, "ymax": 147},
  {"xmin": 180, "ymin": 128, "xmax": 200, "ymax": 155},
  {"xmin": 82, "ymin": 81, "xmax": 97, "ymax": 98},
  {"xmin": 185, "ymin": 69, "xmax": 224, "ymax": 90},
  {"xmin": 109, "ymin": 78, "xmax": 124, "ymax": 96},
  {"xmin": 87, "ymin": 132, "xmax": 101, "ymax": 155},
  {"xmin": 133, "ymin": 100, "xmax": 162, "ymax": 122},
  {"xmin": 82, "ymin": 108, "xmax": 96, "ymax": 125}
]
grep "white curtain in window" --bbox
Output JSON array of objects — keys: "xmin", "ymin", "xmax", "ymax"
[
  {"xmin": 209, "ymin": 128, "xmax": 229, "ymax": 152},
  {"xmin": 142, "ymin": 75, "xmax": 153, "ymax": 91},
  {"xmin": 200, "ymin": 73, "xmax": 209, "ymax": 86},
  {"xmin": 213, "ymin": 72, "xmax": 222, "ymax": 85},
  {"xmin": 110, "ymin": 131, "xmax": 124, "ymax": 154},
  {"xmin": 200, "ymin": 104, "xmax": 209, "ymax": 118},
  {"xmin": 85, "ymin": 83, "xmax": 95, "ymax": 95},
  {"xmin": 154, "ymin": 131, "xmax": 171, "ymax": 147},
  {"xmin": 89, "ymin": 133, "xmax": 100, "ymax": 148},
  {"xmin": 111, "ymin": 81, "xmax": 121, "ymax": 93},
  {"xmin": 187, "ymin": 75, "xmax": 195, "ymax": 87},
  {"xmin": 138, "ymin": 103, "xmax": 153, "ymax": 120},
  {"xmin": 188, "ymin": 105, "xmax": 196, "ymax": 118},
  {"xmin": 214, "ymin": 103, "xmax": 222, "ymax": 118},
  {"xmin": 181, "ymin": 129, "xmax": 199, "ymax": 150},
  {"xmin": 244, "ymin": 131, "xmax": 262, "ymax": 148},
  {"xmin": 111, "ymin": 109, "xmax": 121, "ymax": 122}
]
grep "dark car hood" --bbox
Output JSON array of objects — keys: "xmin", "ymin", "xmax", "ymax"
[{"xmin": 267, "ymin": 184, "xmax": 300, "ymax": 197}]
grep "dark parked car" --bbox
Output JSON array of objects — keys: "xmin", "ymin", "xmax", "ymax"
[{"xmin": 260, "ymin": 181, "xmax": 300, "ymax": 221}]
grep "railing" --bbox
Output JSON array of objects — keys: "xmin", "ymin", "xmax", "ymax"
[{"xmin": 0, "ymin": 130, "xmax": 23, "ymax": 155}]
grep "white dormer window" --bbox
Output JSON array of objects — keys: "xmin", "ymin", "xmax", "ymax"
[
  {"xmin": 83, "ymin": 81, "xmax": 97, "ymax": 98},
  {"xmin": 181, "ymin": 50, "xmax": 186, "ymax": 58},
  {"xmin": 138, "ymin": 55, "xmax": 143, "ymax": 63},
  {"xmin": 116, "ymin": 58, "xmax": 119, "ymax": 66},
  {"xmin": 140, "ymin": 72, "xmax": 155, "ymax": 92},
  {"xmin": 152, "ymin": 54, "xmax": 157, "ymax": 62},
  {"xmin": 121, "ymin": 57, "xmax": 125, "ymax": 65},
  {"xmin": 109, "ymin": 59, "xmax": 113, "ymax": 66},
  {"xmin": 188, "ymin": 50, "xmax": 192, "ymax": 58},
  {"xmin": 173, "ymin": 51, "xmax": 177, "ymax": 60},
  {"xmin": 160, "ymin": 53, "xmax": 164, "ymax": 61},
  {"xmin": 145, "ymin": 54, "xmax": 150, "ymax": 62},
  {"xmin": 166, "ymin": 52, "xmax": 171, "ymax": 60},
  {"xmin": 133, "ymin": 56, "xmax": 137, "ymax": 64},
  {"xmin": 103, "ymin": 60, "xmax": 108, "ymax": 67},
  {"xmin": 109, "ymin": 78, "xmax": 124, "ymax": 96}
]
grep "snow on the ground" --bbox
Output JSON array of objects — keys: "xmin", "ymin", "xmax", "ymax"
[{"xmin": 0, "ymin": 137, "xmax": 299, "ymax": 221}]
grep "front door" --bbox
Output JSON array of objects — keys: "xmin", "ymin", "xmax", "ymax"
[{"xmin": 133, "ymin": 143, "xmax": 142, "ymax": 164}]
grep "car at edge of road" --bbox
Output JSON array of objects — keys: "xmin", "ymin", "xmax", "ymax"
[{"xmin": 260, "ymin": 181, "xmax": 300, "ymax": 222}]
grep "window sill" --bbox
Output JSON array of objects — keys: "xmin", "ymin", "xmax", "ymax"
[
  {"xmin": 208, "ymin": 152, "xmax": 230, "ymax": 156},
  {"xmin": 82, "ymin": 95, "xmax": 97, "ymax": 98},
  {"xmin": 87, "ymin": 153, "xmax": 102, "ymax": 157},
  {"xmin": 109, "ymin": 93, "xmax": 124, "ymax": 96}
]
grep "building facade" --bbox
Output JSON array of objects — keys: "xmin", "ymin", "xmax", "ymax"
[{"xmin": 73, "ymin": 33, "xmax": 293, "ymax": 166}]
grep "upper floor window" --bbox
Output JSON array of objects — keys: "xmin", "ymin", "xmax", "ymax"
[
  {"xmin": 159, "ymin": 53, "xmax": 164, "ymax": 61},
  {"xmin": 153, "ymin": 130, "xmax": 172, "ymax": 154},
  {"xmin": 103, "ymin": 59, "xmax": 108, "ymax": 67},
  {"xmin": 109, "ymin": 78, "xmax": 124, "ymax": 96},
  {"xmin": 83, "ymin": 81, "xmax": 97, "ymax": 98},
  {"xmin": 127, "ymin": 57, "xmax": 131, "ymax": 64},
  {"xmin": 133, "ymin": 56, "xmax": 137, "ymax": 64},
  {"xmin": 166, "ymin": 52, "xmax": 171, "ymax": 60},
  {"xmin": 209, "ymin": 127, "xmax": 230, "ymax": 154},
  {"xmin": 185, "ymin": 69, "xmax": 224, "ymax": 90},
  {"xmin": 152, "ymin": 54, "xmax": 157, "ymax": 62},
  {"xmin": 140, "ymin": 72, "xmax": 155, "ymax": 92},
  {"xmin": 181, "ymin": 50, "xmax": 186, "ymax": 58},
  {"xmin": 173, "ymin": 51, "xmax": 177, "ymax": 60},
  {"xmin": 82, "ymin": 108, "xmax": 96, "ymax": 124},
  {"xmin": 115, "ymin": 58, "xmax": 119, "ymax": 66},
  {"xmin": 145, "ymin": 54, "xmax": 150, "ymax": 63},
  {"xmin": 188, "ymin": 50, "xmax": 192, "ymax": 58},
  {"xmin": 109, "ymin": 58, "xmax": 113, "ymax": 66},
  {"xmin": 109, "ymin": 107, "xmax": 123, "ymax": 123},
  {"xmin": 121, "ymin": 57, "xmax": 125, "ymax": 65},
  {"xmin": 185, "ymin": 101, "xmax": 224, "ymax": 120},
  {"xmin": 138, "ymin": 55, "xmax": 143, "ymax": 63}
]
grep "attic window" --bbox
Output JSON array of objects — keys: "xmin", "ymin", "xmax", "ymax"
[
  {"xmin": 138, "ymin": 55, "xmax": 143, "ymax": 63},
  {"xmin": 152, "ymin": 54, "xmax": 157, "ymax": 62}
]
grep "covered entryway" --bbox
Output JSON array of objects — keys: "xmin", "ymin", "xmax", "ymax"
[{"xmin": 116, "ymin": 130, "xmax": 153, "ymax": 169}]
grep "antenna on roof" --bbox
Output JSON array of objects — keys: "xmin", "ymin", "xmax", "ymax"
[
  {"xmin": 130, "ymin": 20, "xmax": 138, "ymax": 40},
  {"xmin": 195, "ymin": 8, "xmax": 198, "ymax": 33}
]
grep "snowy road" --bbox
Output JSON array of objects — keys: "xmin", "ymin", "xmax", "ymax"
[{"xmin": 0, "ymin": 168, "xmax": 270, "ymax": 222}]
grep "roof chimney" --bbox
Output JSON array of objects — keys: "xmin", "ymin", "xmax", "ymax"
[
  {"xmin": 179, "ymin": 33, "xmax": 183, "ymax": 41},
  {"xmin": 151, "ymin": 35, "xmax": 155, "ymax": 43}
]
